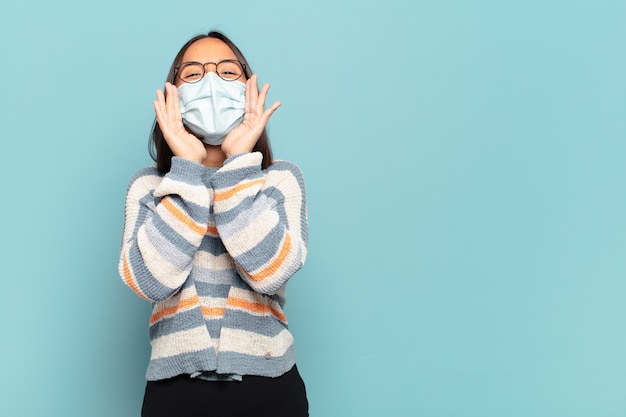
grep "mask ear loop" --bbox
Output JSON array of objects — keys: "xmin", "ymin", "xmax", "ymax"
[
  {"xmin": 172, "ymin": 68, "xmax": 179, "ymax": 84},
  {"xmin": 241, "ymin": 63, "xmax": 250, "ymax": 80}
]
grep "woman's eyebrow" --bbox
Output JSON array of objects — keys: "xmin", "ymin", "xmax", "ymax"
[{"xmin": 180, "ymin": 58, "xmax": 236, "ymax": 64}]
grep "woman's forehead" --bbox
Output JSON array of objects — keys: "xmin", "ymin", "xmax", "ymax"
[{"xmin": 182, "ymin": 38, "xmax": 237, "ymax": 62}]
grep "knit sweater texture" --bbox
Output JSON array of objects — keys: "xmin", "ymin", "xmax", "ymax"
[{"xmin": 118, "ymin": 152, "xmax": 308, "ymax": 381}]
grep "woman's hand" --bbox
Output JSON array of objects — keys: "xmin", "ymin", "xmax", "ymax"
[
  {"xmin": 153, "ymin": 82, "xmax": 207, "ymax": 164},
  {"xmin": 221, "ymin": 74, "xmax": 281, "ymax": 158}
]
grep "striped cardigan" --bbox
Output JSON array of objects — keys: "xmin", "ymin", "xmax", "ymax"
[{"xmin": 118, "ymin": 152, "xmax": 308, "ymax": 381}]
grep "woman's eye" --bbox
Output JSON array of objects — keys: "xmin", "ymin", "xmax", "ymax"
[{"xmin": 183, "ymin": 72, "xmax": 202, "ymax": 80}]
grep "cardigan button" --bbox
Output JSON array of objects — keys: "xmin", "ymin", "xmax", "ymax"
[{"xmin": 264, "ymin": 352, "xmax": 272, "ymax": 359}]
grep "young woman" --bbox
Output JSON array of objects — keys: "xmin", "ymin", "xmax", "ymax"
[{"xmin": 118, "ymin": 30, "xmax": 309, "ymax": 417}]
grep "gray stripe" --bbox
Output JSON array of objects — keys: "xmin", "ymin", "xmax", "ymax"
[
  {"xmin": 269, "ymin": 160, "xmax": 301, "ymax": 175},
  {"xmin": 133, "ymin": 194, "xmax": 157, "ymax": 237},
  {"xmin": 146, "ymin": 348, "xmax": 218, "ymax": 381},
  {"xmin": 159, "ymin": 195, "xmax": 211, "ymax": 225},
  {"xmin": 232, "ymin": 223, "xmax": 284, "ymax": 271},
  {"xmin": 149, "ymin": 308, "xmax": 205, "ymax": 339},
  {"xmin": 166, "ymin": 169, "xmax": 203, "ymax": 186},
  {"xmin": 214, "ymin": 186, "xmax": 288, "ymax": 227},
  {"xmin": 216, "ymin": 345, "xmax": 296, "ymax": 378},
  {"xmin": 264, "ymin": 187, "xmax": 288, "ymax": 223},
  {"xmin": 194, "ymin": 281, "xmax": 232, "ymax": 297},
  {"xmin": 127, "ymin": 245, "xmax": 177, "ymax": 301},
  {"xmin": 149, "ymin": 215, "xmax": 199, "ymax": 255},
  {"xmin": 205, "ymin": 320, "xmax": 222, "ymax": 340},
  {"xmin": 191, "ymin": 268, "xmax": 238, "ymax": 285},
  {"xmin": 211, "ymin": 165, "xmax": 262, "ymax": 189},
  {"xmin": 198, "ymin": 235, "xmax": 228, "ymax": 256},
  {"xmin": 214, "ymin": 194, "xmax": 256, "ymax": 224},
  {"xmin": 129, "ymin": 167, "xmax": 161, "ymax": 185},
  {"xmin": 216, "ymin": 193, "xmax": 273, "ymax": 239},
  {"xmin": 145, "ymin": 219, "xmax": 194, "ymax": 270},
  {"xmin": 222, "ymin": 311, "xmax": 289, "ymax": 336}
]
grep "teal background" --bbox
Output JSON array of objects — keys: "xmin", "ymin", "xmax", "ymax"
[{"xmin": 1, "ymin": 0, "xmax": 625, "ymax": 416}]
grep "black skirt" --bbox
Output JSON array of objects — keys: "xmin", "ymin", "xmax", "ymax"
[{"xmin": 141, "ymin": 365, "xmax": 309, "ymax": 417}]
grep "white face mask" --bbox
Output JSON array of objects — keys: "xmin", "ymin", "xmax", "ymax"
[{"xmin": 177, "ymin": 72, "xmax": 246, "ymax": 145}]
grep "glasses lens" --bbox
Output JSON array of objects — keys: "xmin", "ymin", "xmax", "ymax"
[
  {"xmin": 179, "ymin": 63, "xmax": 205, "ymax": 83},
  {"xmin": 216, "ymin": 60, "xmax": 243, "ymax": 80}
]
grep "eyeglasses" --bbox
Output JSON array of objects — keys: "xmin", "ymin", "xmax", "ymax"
[{"xmin": 175, "ymin": 60, "xmax": 247, "ymax": 83}]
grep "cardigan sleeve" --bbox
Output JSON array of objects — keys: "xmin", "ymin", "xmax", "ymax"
[
  {"xmin": 118, "ymin": 157, "xmax": 211, "ymax": 302},
  {"xmin": 210, "ymin": 152, "xmax": 308, "ymax": 294}
]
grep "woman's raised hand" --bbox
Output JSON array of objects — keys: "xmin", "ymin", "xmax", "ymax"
[
  {"xmin": 221, "ymin": 74, "xmax": 281, "ymax": 158},
  {"xmin": 153, "ymin": 82, "xmax": 207, "ymax": 164}
]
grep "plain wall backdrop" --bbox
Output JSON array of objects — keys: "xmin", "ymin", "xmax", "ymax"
[{"xmin": 1, "ymin": 0, "xmax": 625, "ymax": 416}]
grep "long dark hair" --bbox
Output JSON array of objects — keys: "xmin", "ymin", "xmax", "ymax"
[{"xmin": 149, "ymin": 31, "xmax": 273, "ymax": 173}]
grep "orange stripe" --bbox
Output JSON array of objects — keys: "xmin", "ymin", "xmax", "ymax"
[
  {"xmin": 206, "ymin": 225, "xmax": 218, "ymax": 235},
  {"xmin": 227, "ymin": 297, "xmax": 287, "ymax": 322},
  {"xmin": 214, "ymin": 179, "xmax": 265, "ymax": 202},
  {"xmin": 161, "ymin": 197, "xmax": 205, "ymax": 235},
  {"xmin": 249, "ymin": 234, "xmax": 292, "ymax": 282},
  {"xmin": 202, "ymin": 306, "xmax": 226, "ymax": 317},
  {"xmin": 122, "ymin": 253, "xmax": 149, "ymax": 300},
  {"xmin": 150, "ymin": 295, "xmax": 200, "ymax": 324}
]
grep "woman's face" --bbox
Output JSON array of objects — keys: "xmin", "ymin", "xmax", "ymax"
[{"xmin": 175, "ymin": 37, "xmax": 244, "ymax": 87}]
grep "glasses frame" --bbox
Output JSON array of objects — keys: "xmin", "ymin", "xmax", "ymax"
[{"xmin": 175, "ymin": 59, "xmax": 248, "ymax": 83}]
